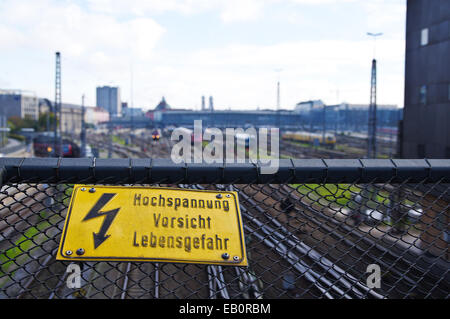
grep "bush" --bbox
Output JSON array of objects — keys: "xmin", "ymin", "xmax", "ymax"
[{"xmin": 7, "ymin": 133, "xmax": 26, "ymax": 142}]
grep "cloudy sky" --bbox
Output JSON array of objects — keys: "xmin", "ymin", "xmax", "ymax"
[{"xmin": 0, "ymin": 0, "xmax": 406, "ymax": 110}]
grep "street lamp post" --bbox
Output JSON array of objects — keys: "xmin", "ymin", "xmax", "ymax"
[
  {"xmin": 367, "ymin": 32, "xmax": 383, "ymax": 59},
  {"xmin": 366, "ymin": 32, "xmax": 383, "ymax": 159},
  {"xmin": 274, "ymin": 68, "xmax": 283, "ymax": 131}
]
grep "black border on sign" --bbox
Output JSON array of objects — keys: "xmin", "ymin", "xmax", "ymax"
[{"xmin": 57, "ymin": 185, "xmax": 247, "ymax": 266}]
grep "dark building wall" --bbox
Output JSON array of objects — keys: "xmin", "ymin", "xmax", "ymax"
[
  {"xmin": 402, "ymin": 0, "xmax": 450, "ymax": 158},
  {"xmin": 0, "ymin": 94, "xmax": 39, "ymax": 120},
  {"xmin": 0, "ymin": 95, "xmax": 22, "ymax": 119}
]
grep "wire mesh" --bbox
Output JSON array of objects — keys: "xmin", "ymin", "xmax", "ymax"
[{"xmin": 0, "ymin": 167, "xmax": 448, "ymax": 299}]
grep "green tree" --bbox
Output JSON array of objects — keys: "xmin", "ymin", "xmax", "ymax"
[
  {"xmin": 38, "ymin": 112, "xmax": 57, "ymax": 132},
  {"xmin": 7, "ymin": 116, "xmax": 25, "ymax": 133},
  {"xmin": 7, "ymin": 116, "xmax": 38, "ymax": 133}
]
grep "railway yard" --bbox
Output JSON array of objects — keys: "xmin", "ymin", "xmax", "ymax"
[{"xmin": 0, "ymin": 128, "xmax": 448, "ymax": 299}]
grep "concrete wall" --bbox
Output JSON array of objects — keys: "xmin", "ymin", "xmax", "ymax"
[{"xmin": 402, "ymin": 0, "xmax": 450, "ymax": 158}]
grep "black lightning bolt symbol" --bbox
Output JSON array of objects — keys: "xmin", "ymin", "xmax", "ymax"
[{"xmin": 82, "ymin": 193, "xmax": 120, "ymax": 249}]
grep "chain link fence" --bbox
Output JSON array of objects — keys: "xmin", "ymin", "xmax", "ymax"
[{"xmin": 0, "ymin": 158, "xmax": 448, "ymax": 299}]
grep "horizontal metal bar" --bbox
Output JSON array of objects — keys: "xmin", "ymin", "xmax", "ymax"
[{"xmin": 1, "ymin": 158, "xmax": 449, "ymax": 184}]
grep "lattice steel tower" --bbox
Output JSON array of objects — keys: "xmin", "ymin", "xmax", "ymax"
[
  {"xmin": 54, "ymin": 52, "xmax": 62, "ymax": 157},
  {"xmin": 80, "ymin": 94, "xmax": 86, "ymax": 157},
  {"xmin": 276, "ymin": 81, "xmax": 280, "ymax": 129},
  {"xmin": 367, "ymin": 59, "xmax": 377, "ymax": 158}
]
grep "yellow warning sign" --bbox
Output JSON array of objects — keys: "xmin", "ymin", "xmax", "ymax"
[{"xmin": 57, "ymin": 185, "xmax": 247, "ymax": 266}]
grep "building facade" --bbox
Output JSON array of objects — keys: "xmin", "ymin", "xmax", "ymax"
[
  {"xmin": 401, "ymin": 0, "xmax": 450, "ymax": 158},
  {"xmin": 37, "ymin": 99, "xmax": 109, "ymax": 132},
  {"xmin": 295, "ymin": 102, "xmax": 401, "ymax": 132},
  {"xmin": 96, "ymin": 86, "xmax": 121, "ymax": 116},
  {"xmin": 61, "ymin": 103, "xmax": 83, "ymax": 135},
  {"xmin": 294, "ymin": 100, "xmax": 325, "ymax": 114},
  {"xmin": 0, "ymin": 90, "xmax": 39, "ymax": 120},
  {"xmin": 59, "ymin": 104, "xmax": 111, "ymax": 134},
  {"xmin": 331, "ymin": 103, "xmax": 401, "ymax": 132},
  {"xmin": 85, "ymin": 106, "xmax": 110, "ymax": 125},
  {"xmin": 152, "ymin": 109, "xmax": 303, "ymax": 129},
  {"xmin": 122, "ymin": 107, "xmax": 144, "ymax": 119}
]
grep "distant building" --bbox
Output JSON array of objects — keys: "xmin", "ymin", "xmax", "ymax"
[
  {"xmin": 60, "ymin": 103, "xmax": 83, "ymax": 134},
  {"xmin": 142, "ymin": 97, "xmax": 301, "ymax": 127},
  {"xmin": 62, "ymin": 104, "xmax": 112, "ymax": 132},
  {"xmin": 153, "ymin": 110, "xmax": 302, "ymax": 128},
  {"xmin": 62, "ymin": 104, "xmax": 111, "ymax": 134},
  {"xmin": 39, "ymin": 98, "xmax": 109, "ymax": 131},
  {"xmin": 96, "ymin": 86, "xmax": 121, "ymax": 116},
  {"xmin": 201, "ymin": 96, "xmax": 206, "ymax": 111},
  {"xmin": 209, "ymin": 96, "xmax": 214, "ymax": 111},
  {"xmin": 401, "ymin": 0, "xmax": 450, "ymax": 158},
  {"xmin": 294, "ymin": 102, "xmax": 401, "ymax": 132},
  {"xmin": 0, "ymin": 90, "xmax": 39, "ymax": 120},
  {"xmin": 294, "ymin": 100, "xmax": 325, "ymax": 114},
  {"xmin": 146, "ymin": 97, "xmax": 172, "ymax": 121},
  {"xmin": 331, "ymin": 103, "xmax": 401, "ymax": 132},
  {"xmin": 85, "ymin": 106, "xmax": 110, "ymax": 125},
  {"xmin": 154, "ymin": 97, "xmax": 171, "ymax": 111},
  {"xmin": 37, "ymin": 100, "xmax": 84, "ymax": 134},
  {"xmin": 122, "ymin": 107, "xmax": 143, "ymax": 118}
]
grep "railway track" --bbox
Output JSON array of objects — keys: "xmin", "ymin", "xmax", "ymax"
[
  {"xmin": 279, "ymin": 140, "xmax": 348, "ymax": 159},
  {"xmin": 235, "ymin": 183, "xmax": 449, "ymax": 298},
  {"xmin": 279, "ymin": 134, "xmax": 395, "ymax": 159},
  {"xmin": 2, "ymin": 130, "xmax": 447, "ymax": 299},
  {"xmin": 0, "ymin": 183, "xmax": 70, "ymax": 299},
  {"xmin": 336, "ymin": 134, "xmax": 396, "ymax": 158},
  {"xmin": 0, "ymin": 184, "xmax": 56, "ymax": 240}
]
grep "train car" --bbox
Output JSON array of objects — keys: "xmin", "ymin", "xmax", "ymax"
[
  {"xmin": 33, "ymin": 134, "xmax": 81, "ymax": 158},
  {"xmin": 282, "ymin": 131, "xmax": 336, "ymax": 148},
  {"xmin": 61, "ymin": 139, "xmax": 81, "ymax": 157},
  {"xmin": 151, "ymin": 129, "xmax": 161, "ymax": 141}
]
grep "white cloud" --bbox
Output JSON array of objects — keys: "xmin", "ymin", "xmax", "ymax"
[
  {"xmin": 140, "ymin": 36, "xmax": 404, "ymax": 109},
  {"xmin": 0, "ymin": 1, "xmax": 165, "ymax": 59},
  {"xmin": 363, "ymin": 0, "xmax": 406, "ymax": 32},
  {"xmin": 289, "ymin": 0, "xmax": 356, "ymax": 4},
  {"xmin": 86, "ymin": 0, "xmax": 270, "ymax": 23},
  {"xmin": 220, "ymin": 0, "xmax": 266, "ymax": 23},
  {"xmin": 0, "ymin": 0, "xmax": 166, "ymax": 105},
  {"xmin": 86, "ymin": 0, "xmax": 217, "ymax": 17},
  {"xmin": 0, "ymin": 0, "xmax": 406, "ymax": 110}
]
